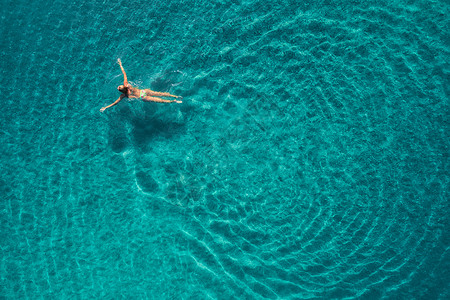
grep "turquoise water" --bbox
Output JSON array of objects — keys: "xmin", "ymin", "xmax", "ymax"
[{"xmin": 1, "ymin": 0, "xmax": 449, "ymax": 298}]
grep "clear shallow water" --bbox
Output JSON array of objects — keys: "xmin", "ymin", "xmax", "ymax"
[{"xmin": 1, "ymin": 0, "xmax": 449, "ymax": 298}]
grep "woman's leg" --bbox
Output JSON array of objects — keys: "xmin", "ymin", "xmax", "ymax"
[
  {"xmin": 142, "ymin": 96, "xmax": 181, "ymax": 103},
  {"xmin": 145, "ymin": 89, "xmax": 181, "ymax": 98}
]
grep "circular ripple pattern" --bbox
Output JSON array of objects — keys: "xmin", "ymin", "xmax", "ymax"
[{"xmin": 1, "ymin": 0, "xmax": 448, "ymax": 298}]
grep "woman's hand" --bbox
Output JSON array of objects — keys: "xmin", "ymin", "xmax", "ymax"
[
  {"xmin": 117, "ymin": 58, "xmax": 122, "ymax": 65},
  {"xmin": 100, "ymin": 107, "xmax": 106, "ymax": 112}
]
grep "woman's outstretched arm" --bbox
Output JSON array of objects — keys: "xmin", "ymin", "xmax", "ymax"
[
  {"xmin": 100, "ymin": 94, "xmax": 126, "ymax": 112},
  {"xmin": 117, "ymin": 58, "xmax": 128, "ymax": 86}
]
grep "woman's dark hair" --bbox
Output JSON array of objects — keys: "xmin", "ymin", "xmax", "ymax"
[{"xmin": 118, "ymin": 85, "xmax": 128, "ymax": 93}]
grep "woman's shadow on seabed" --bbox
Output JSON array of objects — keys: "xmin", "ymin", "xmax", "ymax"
[{"xmin": 107, "ymin": 102, "xmax": 188, "ymax": 154}]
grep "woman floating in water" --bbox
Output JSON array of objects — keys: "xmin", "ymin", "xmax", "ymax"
[{"xmin": 100, "ymin": 58, "xmax": 182, "ymax": 112}]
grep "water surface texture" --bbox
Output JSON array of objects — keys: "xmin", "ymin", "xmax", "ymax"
[{"xmin": 1, "ymin": 0, "xmax": 449, "ymax": 298}]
